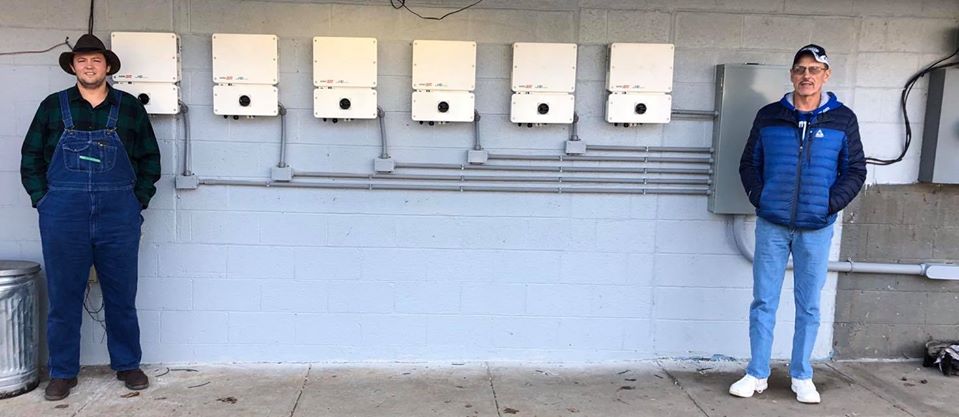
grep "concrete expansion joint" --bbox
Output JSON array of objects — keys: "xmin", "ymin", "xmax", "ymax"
[
  {"xmin": 289, "ymin": 363, "xmax": 311, "ymax": 417},
  {"xmin": 485, "ymin": 362, "xmax": 503, "ymax": 417},
  {"xmin": 823, "ymin": 363, "xmax": 918, "ymax": 417},
  {"xmin": 657, "ymin": 360, "xmax": 709, "ymax": 417}
]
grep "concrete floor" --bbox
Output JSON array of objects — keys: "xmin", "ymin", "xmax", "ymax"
[{"xmin": 1, "ymin": 360, "xmax": 956, "ymax": 417}]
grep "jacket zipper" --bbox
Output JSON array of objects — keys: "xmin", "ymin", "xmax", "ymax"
[{"xmin": 789, "ymin": 120, "xmax": 809, "ymax": 227}]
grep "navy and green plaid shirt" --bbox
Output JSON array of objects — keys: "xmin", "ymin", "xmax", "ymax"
[{"xmin": 21, "ymin": 84, "xmax": 161, "ymax": 208}]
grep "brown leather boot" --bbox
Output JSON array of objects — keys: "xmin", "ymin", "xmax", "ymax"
[
  {"xmin": 116, "ymin": 369, "xmax": 149, "ymax": 390},
  {"xmin": 44, "ymin": 378, "xmax": 78, "ymax": 401}
]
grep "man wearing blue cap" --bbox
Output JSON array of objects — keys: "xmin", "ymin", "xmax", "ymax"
[{"xmin": 729, "ymin": 44, "xmax": 867, "ymax": 404}]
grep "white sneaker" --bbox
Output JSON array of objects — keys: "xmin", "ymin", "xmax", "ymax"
[
  {"xmin": 791, "ymin": 378, "xmax": 821, "ymax": 404},
  {"xmin": 729, "ymin": 374, "xmax": 768, "ymax": 398}
]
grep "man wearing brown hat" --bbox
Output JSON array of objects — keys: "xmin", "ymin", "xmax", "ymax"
[{"xmin": 20, "ymin": 33, "xmax": 160, "ymax": 401}]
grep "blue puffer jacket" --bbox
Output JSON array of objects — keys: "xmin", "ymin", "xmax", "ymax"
[{"xmin": 739, "ymin": 92, "xmax": 867, "ymax": 230}]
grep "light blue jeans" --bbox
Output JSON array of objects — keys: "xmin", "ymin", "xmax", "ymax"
[{"xmin": 747, "ymin": 217, "xmax": 834, "ymax": 380}]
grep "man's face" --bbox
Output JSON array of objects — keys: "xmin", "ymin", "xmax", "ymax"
[
  {"xmin": 790, "ymin": 55, "xmax": 830, "ymax": 99},
  {"xmin": 71, "ymin": 52, "xmax": 110, "ymax": 89}
]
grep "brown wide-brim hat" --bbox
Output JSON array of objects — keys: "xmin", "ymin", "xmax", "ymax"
[{"xmin": 59, "ymin": 33, "xmax": 121, "ymax": 76}]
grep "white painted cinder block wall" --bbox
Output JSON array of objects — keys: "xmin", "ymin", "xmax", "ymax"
[{"xmin": 0, "ymin": 0, "xmax": 956, "ymax": 364}]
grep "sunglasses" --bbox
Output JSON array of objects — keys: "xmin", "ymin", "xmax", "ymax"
[{"xmin": 791, "ymin": 65, "xmax": 827, "ymax": 75}]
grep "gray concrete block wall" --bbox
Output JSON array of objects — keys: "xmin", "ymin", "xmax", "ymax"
[
  {"xmin": 835, "ymin": 184, "xmax": 959, "ymax": 359},
  {"xmin": 0, "ymin": 0, "xmax": 956, "ymax": 364}
]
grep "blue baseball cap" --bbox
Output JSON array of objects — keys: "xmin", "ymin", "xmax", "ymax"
[{"xmin": 793, "ymin": 44, "xmax": 829, "ymax": 68}]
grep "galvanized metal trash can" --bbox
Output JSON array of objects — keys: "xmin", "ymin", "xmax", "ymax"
[{"xmin": 0, "ymin": 261, "xmax": 41, "ymax": 399}]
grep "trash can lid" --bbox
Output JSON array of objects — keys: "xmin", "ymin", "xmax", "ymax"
[{"xmin": 0, "ymin": 261, "xmax": 41, "ymax": 277}]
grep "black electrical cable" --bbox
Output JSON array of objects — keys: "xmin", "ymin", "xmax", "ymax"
[
  {"xmin": 866, "ymin": 46, "xmax": 959, "ymax": 166},
  {"xmin": 83, "ymin": 281, "xmax": 107, "ymax": 336},
  {"xmin": 0, "ymin": 37, "xmax": 72, "ymax": 56},
  {"xmin": 88, "ymin": 0, "xmax": 96, "ymax": 34},
  {"xmin": 389, "ymin": 0, "xmax": 483, "ymax": 20},
  {"xmin": 2, "ymin": 1, "xmax": 87, "ymax": 56}
]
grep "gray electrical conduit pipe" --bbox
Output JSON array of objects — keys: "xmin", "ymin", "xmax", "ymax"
[
  {"xmin": 378, "ymin": 106, "xmax": 389, "ymax": 159},
  {"xmin": 587, "ymin": 145, "xmax": 713, "ymax": 153},
  {"xmin": 488, "ymin": 154, "xmax": 713, "ymax": 164},
  {"xmin": 185, "ymin": 107, "xmax": 711, "ymax": 177},
  {"xmin": 672, "ymin": 109, "xmax": 719, "ymax": 118},
  {"xmin": 473, "ymin": 110, "xmax": 482, "ymax": 151},
  {"xmin": 294, "ymin": 170, "xmax": 710, "ymax": 185},
  {"xmin": 183, "ymin": 108, "xmax": 718, "ymax": 193},
  {"xmin": 277, "ymin": 103, "xmax": 289, "ymax": 168},
  {"xmin": 179, "ymin": 101, "xmax": 192, "ymax": 176},
  {"xmin": 570, "ymin": 113, "xmax": 580, "ymax": 141},
  {"xmin": 730, "ymin": 214, "xmax": 959, "ymax": 280},
  {"xmin": 197, "ymin": 178, "xmax": 709, "ymax": 195},
  {"xmin": 394, "ymin": 162, "xmax": 711, "ymax": 175}
]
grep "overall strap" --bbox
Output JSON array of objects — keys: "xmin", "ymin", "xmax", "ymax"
[
  {"xmin": 106, "ymin": 89, "xmax": 122, "ymax": 129},
  {"xmin": 58, "ymin": 90, "xmax": 74, "ymax": 129}
]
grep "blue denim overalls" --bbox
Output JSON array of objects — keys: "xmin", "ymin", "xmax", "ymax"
[{"xmin": 38, "ymin": 89, "xmax": 143, "ymax": 379}]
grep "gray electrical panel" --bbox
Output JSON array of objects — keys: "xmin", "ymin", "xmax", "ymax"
[
  {"xmin": 919, "ymin": 67, "xmax": 959, "ymax": 184},
  {"xmin": 708, "ymin": 64, "xmax": 792, "ymax": 214}
]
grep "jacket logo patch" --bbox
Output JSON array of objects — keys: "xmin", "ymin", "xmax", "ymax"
[{"xmin": 814, "ymin": 129, "xmax": 825, "ymax": 138}]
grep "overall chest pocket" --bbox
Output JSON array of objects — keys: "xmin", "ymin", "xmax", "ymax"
[{"xmin": 62, "ymin": 140, "xmax": 117, "ymax": 173}]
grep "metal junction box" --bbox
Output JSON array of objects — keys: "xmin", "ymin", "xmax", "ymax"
[
  {"xmin": 411, "ymin": 40, "xmax": 476, "ymax": 122},
  {"xmin": 919, "ymin": 67, "xmax": 959, "ymax": 184},
  {"xmin": 605, "ymin": 43, "xmax": 674, "ymax": 125},
  {"xmin": 510, "ymin": 42, "xmax": 577, "ymax": 124},
  {"xmin": 212, "ymin": 33, "xmax": 278, "ymax": 117},
  {"xmin": 111, "ymin": 32, "xmax": 181, "ymax": 115},
  {"xmin": 709, "ymin": 64, "xmax": 792, "ymax": 215}
]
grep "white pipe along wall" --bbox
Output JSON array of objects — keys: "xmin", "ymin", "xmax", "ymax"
[
  {"xmin": 730, "ymin": 215, "xmax": 959, "ymax": 279},
  {"xmin": 0, "ymin": 0, "xmax": 956, "ymax": 365}
]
